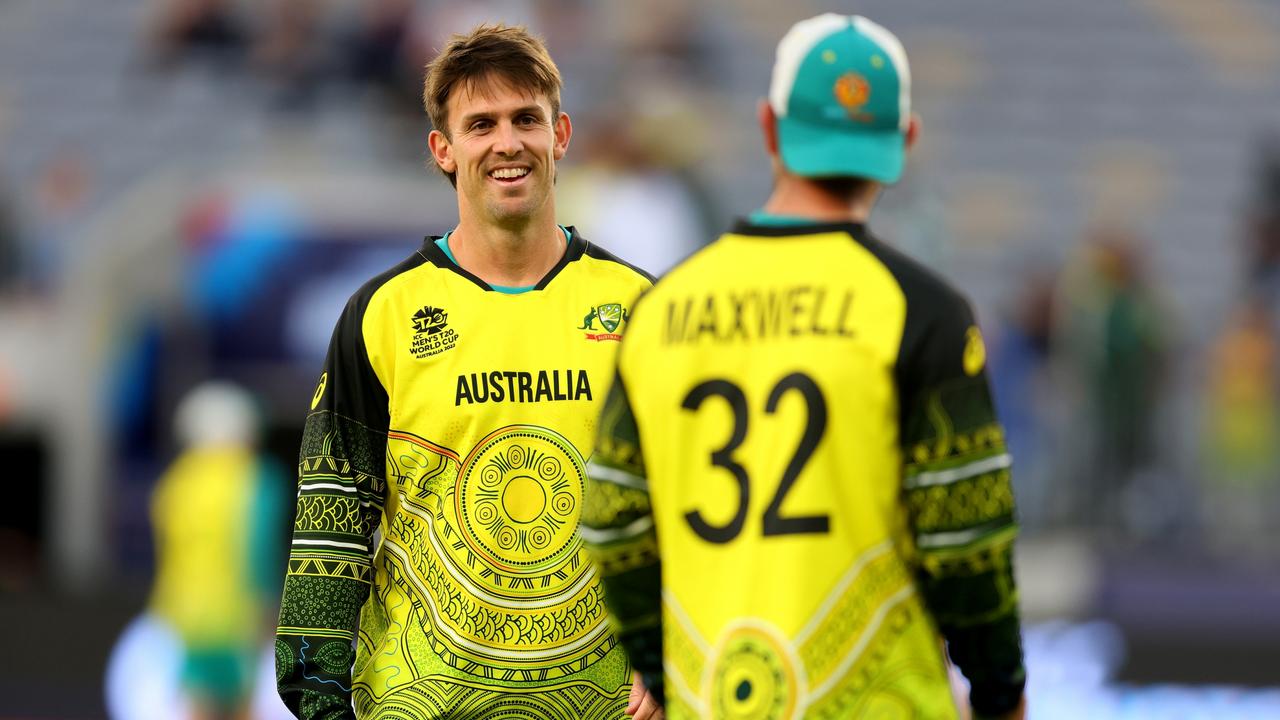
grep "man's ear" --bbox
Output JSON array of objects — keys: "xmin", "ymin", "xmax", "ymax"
[
  {"xmin": 758, "ymin": 99, "xmax": 780, "ymax": 159},
  {"xmin": 552, "ymin": 111, "xmax": 572, "ymax": 161},
  {"xmin": 905, "ymin": 112, "xmax": 921, "ymax": 152},
  {"xmin": 428, "ymin": 129, "xmax": 456, "ymax": 174}
]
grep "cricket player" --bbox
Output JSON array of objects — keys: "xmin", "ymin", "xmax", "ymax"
[
  {"xmin": 582, "ymin": 14, "xmax": 1027, "ymax": 720},
  {"xmin": 275, "ymin": 24, "xmax": 657, "ymax": 719}
]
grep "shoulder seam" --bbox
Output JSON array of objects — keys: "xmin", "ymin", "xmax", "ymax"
[{"xmin": 580, "ymin": 240, "xmax": 657, "ymax": 284}]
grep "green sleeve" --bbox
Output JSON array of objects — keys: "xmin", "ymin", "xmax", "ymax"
[
  {"xmin": 581, "ymin": 371, "xmax": 665, "ymax": 706},
  {"xmin": 897, "ymin": 297, "xmax": 1025, "ymax": 718},
  {"xmin": 276, "ymin": 295, "xmax": 389, "ymax": 720}
]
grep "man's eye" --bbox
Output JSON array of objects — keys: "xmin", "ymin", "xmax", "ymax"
[
  {"xmin": 471, "ymin": 120, "xmax": 492, "ymax": 131},
  {"xmin": 518, "ymin": 115, "xmax": 539, "ymax": 125}
]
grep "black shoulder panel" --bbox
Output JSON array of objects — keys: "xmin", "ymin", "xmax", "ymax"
[
  {"xmin": 314, "ymin": 247, "xmax": 428, "ymax": 432},
  {"xmin": 576, "ymin": 229, "xmax": 658, "ymax": 284}
]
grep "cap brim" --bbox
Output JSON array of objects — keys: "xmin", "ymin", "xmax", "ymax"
[{"xmin": 777, "ymin": 116, "xmax": 906, "ymax": 183}]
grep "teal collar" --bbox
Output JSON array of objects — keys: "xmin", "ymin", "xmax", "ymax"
[
  {"xmin": 436, "ymin": 226, "xmax": 571, "ymax": 294},
  {"xmin": 746, "ymin": 210, "xmax": 824, "ymax": 227}
]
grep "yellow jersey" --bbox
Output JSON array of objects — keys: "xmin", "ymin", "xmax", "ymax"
[
  {"xmin": 277, "ymin": 228, "xmax": 652, "ymax": 719},
  {"xmin": 583, "ymin": 220, "xmax": 1025, "ymax": 720}
]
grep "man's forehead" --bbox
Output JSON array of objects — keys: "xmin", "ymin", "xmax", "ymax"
[{"xmin": 448, "ymin": 74, "xmax": 552, "ymax": 116}]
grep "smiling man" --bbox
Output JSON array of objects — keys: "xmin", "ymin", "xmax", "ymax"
[{"xmin": 274, "ymin": 25, "xmax": 657, "ymax": 720}]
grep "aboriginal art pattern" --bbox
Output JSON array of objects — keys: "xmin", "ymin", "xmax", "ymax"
[
  {"xmin": 661, "ymin": 544, "xmax": 945, "ymax": 720},
  {"xmin": 347, "ymin": 426, "xmax": 627, "ymax": 718}
]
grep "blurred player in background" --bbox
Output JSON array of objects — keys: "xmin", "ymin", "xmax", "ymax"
[
  {"xmin": 107, "ymin": 382, "xmax": 287, "ymax": 720},
  {"xmin": 582, "ymin": 14, "xmax": 1026, "ymax": 720},
  {"xmin": 274, "ymin": 24, "xmax": 658, "ymax": 719}
]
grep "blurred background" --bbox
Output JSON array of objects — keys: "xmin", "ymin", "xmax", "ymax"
[{"xmin": 1, "ymin": 0, "xmax": 1279, "ymax": 717}]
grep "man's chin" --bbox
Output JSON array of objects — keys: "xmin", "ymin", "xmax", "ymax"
[{"xmin": 485, "ymin": 199, "xmax": 541, "ymax": 227}]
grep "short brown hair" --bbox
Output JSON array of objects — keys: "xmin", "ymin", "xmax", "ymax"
[{"xmin": 423, "ymin": 24, "xmax": 562, "ymax": 138}]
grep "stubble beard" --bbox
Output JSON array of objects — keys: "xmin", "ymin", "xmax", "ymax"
[{"xmin": 484, "ymin": 173, "xmax": 549, "ymax": 231}]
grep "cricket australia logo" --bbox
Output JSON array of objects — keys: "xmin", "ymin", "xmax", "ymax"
[
  {"xmin": 411, "ymin": 305, "xmax": 459, "ymax": 359},
  {"xmin": 577, "ymin": 302, "xmax": 629, "ymax": 342}
]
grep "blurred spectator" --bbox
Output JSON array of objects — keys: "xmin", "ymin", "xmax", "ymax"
[
  {"xmin": 989, "ymin": 266, "xmax": 1059, "ymax": 530},
  {"xmin": 252, "ymin": 0, "xmax": 327, "ymax": 111},
  {"xmin": 1201, "ymin": 298, "xmax": 1279, "ymax": 555},
  {"xmin": 336, "ymin": 0, "xmax": 427, "ymax": 115},
  {"xmin": 1055, "ymin": 228, "xmax": 1171, "ymax": 532},
  {"xmin": 144, "ymin": 0, "xmax": 250, "ymax": 71},
  {"xmin": 0, "ymin": 94, "xmax": 14, "ymax": 293},
  {"xmin": 1243, "ymin": 138, "xmax": 1280, "ymax": 302},
  {"xmin": 343, "ymin": 0, "xmax": 414, "ymax": 86},
  {"xmin": 1205, "ymin": 300, "xmax": 1278, "ymax": 483},
  {"xmin": 108, "ymin": 382, "xmax": 287, "ymax": 720},
  {"xmin": 0, "ymin": 179, "xmax": 19, "ymax": 293},
  {"xmin": 24, "ymin": 145, "xmax": 93, "ymax": 294},
  {"xmin": 1198, "ymin": 144, "xmax": 1280, "ymax": 557}
]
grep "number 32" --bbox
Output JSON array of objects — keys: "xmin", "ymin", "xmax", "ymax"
[{"xmin": 681, "ymin": 372, "xmax": 830, "ymax": 543}]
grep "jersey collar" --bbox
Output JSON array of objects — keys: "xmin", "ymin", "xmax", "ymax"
[
  {"xmin": 730, "ymin": 217, "xmax": 869, "ymax": 238},
  {"xmin": 417, "ymin": 226, "xmax": 588, "ymax": 292}
]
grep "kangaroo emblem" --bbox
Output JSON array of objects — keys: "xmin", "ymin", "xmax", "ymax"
[{"xmin": 578, "ymin": 307, "xmax": 598, "ymax": 330}]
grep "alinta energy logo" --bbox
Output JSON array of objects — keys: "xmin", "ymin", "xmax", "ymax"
[
  {"xmin": 576, "ymin": 302, "xmax": 629, "ymax": 342},
  {"xmin": 411, "ymin": 305, "xmax": 459, "ymax": 359}
]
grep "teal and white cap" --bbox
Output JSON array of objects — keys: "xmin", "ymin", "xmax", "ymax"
[{"xmin": 769, "ymin": 13, "xmax": 911, "ymax": 183}]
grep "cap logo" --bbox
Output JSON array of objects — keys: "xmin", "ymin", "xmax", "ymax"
[{"xmin": 834, "ymin": 72, "xmax": 872, "ymax": 120}]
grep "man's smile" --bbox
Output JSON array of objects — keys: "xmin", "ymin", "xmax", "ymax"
[{"xmin": 488, "ymin": 165, "xmax": 531, "ymax": 184}]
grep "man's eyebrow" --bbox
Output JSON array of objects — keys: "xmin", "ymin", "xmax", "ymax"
[{"xmin": 458, "ymin": 105, "xmax": 547, "ymax": 127}]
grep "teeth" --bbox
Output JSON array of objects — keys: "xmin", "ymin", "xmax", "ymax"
[{"xmin": 490, "ymin": 167, "xmax": 529, "ymax": 179}]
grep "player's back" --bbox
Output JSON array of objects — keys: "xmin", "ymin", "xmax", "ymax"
[{"xmin": 617, "ymin": 219, "xmax": 962, "ymax": 719}]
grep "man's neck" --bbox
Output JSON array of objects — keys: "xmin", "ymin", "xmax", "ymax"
[
  {"xmin": 448, "ymin": 213, "xmax": 565, "ymax": 287},
  {"xmin": 760, "ymin": 174, "xmax": 879, "ymax": 225}
]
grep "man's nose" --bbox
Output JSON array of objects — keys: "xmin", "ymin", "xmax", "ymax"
[{"xmin": 492, "ymin": 121, "xmax": 522, "ymax": 156}]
